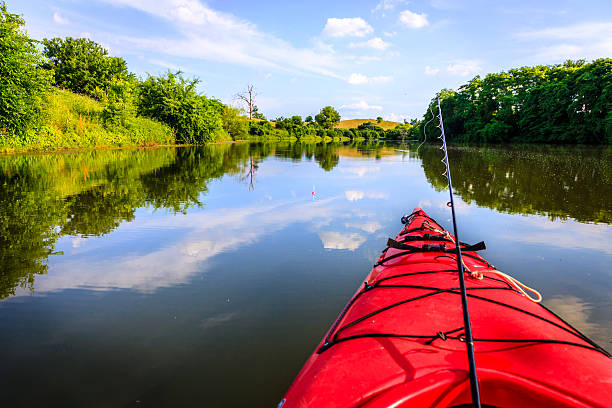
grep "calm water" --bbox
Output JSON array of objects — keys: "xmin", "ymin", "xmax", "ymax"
[{"xmin": 0, "ymin": 142, "xmax": 610, "ymax": 407}]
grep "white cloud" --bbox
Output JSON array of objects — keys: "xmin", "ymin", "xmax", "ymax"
[
  {"xmin": 383, "ymin": 31, "xmax": 397, "ymax": 37},
  {"xmin": 385, "ymin": 113, "xmax": 405, "ymax": 122},
  {"xmin": 446, "ymin": 60, "xmax": 481, "ymax": 76},
  {"xmin": 425, "ymin": 65, "xmax": 440, "ymax": 75},
  {"xmin": 340, "ymin": 100, "xmax": 383, "ymax": 111},
  {"xmin": 318, "ymin": 231, "xmax": 366, "ymax": 250},
  {"xmin": 347, "ymin": 73, "xmax": 393, "ymax": 85},
  {"xmin": 347, "ymin": 73, "xmax": 368, "ymax": 84},
  {"xmin": 515, "ymin": 22, "xmax": 612, "ymax": 62},
  {"xmin": 372, "ymin": 0, "xmax": 407, "ymax": 14},
  {"xmin": 53, "ymin": 11, "xmax": 70, "ymax": 25},
  {"xmin": 349, "ymin": 37, "xmax": 391, "ymax": 51},
  {"xmin": 101, "ymin": 0, "xmax": 343, "ymax": 79},
  {"xmin": 344, "ymin": 190, "xmax": 389, "ymax": 201},
  {"xmin": 322, "ymin": 17, "xmax": 373, "ymax": 38},
  {"xmin": 399, "ymin": 10, "xmax": 429, "ymax": 28}
]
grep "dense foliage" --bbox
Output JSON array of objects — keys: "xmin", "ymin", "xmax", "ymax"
[
  {"xmin": 422, "ymin": 59, "xmax": 612, "ymax": 144},
  {"xmin": 3, "ymin": 1, "xmax": 611, "ymax": 150},
  {"xmin": 315, "ymin": 106, "xmax": 341, "ymax": 129},
  {"xmin": 42, "ymin": 37, "xmax": 131, "ymax": 100},
  {"xmin": 0, "ymin": 2, "xmax": 52, "ymax": 139},
  {"xmin": 136, "ymin": 71, "xmax": 226, "ymax": 143}
]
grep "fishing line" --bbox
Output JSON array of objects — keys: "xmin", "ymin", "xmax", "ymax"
[{"xmin": 416, "ymin": 105, "xmax": 436, "ymax": 154}]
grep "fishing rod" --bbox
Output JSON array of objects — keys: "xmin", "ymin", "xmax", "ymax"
[{"xmin": 437, "ymin": 98, "xmax": 482, "ymax": 408}]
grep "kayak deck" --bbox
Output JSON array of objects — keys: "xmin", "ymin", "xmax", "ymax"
[{"xmin": 281, "ymin": 208, "xmax": 611, "ymax": 408}]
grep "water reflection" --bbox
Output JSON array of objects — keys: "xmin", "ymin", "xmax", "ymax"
[
  {"xmin": 0, "ymin": 142, "xmax": 610, "ymax": 407},
  {"xmin": 419, "ymin": 144, "xmax": 612, "ymax": 223},
  {"xmin": 1, "ymin": 143, "xmax": 610, "ymax": 300}
]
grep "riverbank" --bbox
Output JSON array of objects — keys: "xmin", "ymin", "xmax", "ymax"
[
  {"xmin": 0, "ymin": 89, "xmax": 174, "ymax": 153},
  {"xmin": 0, "ymin": 90, "xmax": 356, "ymax": 153}
]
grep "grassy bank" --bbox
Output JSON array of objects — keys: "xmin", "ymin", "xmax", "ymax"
[
  {"xmin": 336, "ymin": 119, "xmax": 401, "ymax": 130},
  {"xmin": 0, "ymin": 89, "xmax": 174, "ymax": 153}
]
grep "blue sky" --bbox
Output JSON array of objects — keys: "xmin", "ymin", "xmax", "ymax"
[{"xmin": 14, "ymin": 0, "xmax": 612, "ymax": 121}]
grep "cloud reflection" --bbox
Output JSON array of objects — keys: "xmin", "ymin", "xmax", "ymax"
[
  {"xmin": 501, "ymin": 216, "xmax": 612, "ymax": 254},
  {"xmin": 318, "ymin": 231, "xmax": 366, "ymax": 251},
  {"xmin": 345, "ymin": 221, "xmax": 383, "ymax": 233},
  {"xmin": 545, "ymin": 295, "xmax": 606, "ymax": 340},
  {"xmin": 17, "ymin": 195, "xmax": 381, "ymax": 295},
  {"xmin": 344, "ymin": 190, "xmax": 389, "ymax": 201}
]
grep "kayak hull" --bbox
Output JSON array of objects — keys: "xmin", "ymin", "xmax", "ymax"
[{"xmin": 280, "ymin": 208, "xmax": 612, "ymax": 407}]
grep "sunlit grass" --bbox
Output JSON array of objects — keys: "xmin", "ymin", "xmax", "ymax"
[
  {"xmin": 0, "ymin": 89, "xmax": 174, "ymax": 152},
  {"xmin": 336, "ymin": 119, "xmax": 401, "ymax": 130}
]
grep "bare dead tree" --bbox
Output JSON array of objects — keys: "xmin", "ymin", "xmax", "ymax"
[
  {"xmin": 239, "ymin": 156, "xmax": 259, "ymax": 190},
  {"xmin": 234, "ymin": 85, "xmax": 257, "ymax": 120}
]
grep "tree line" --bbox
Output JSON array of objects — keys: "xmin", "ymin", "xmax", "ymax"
[
  {"xmin": 0, "ymin": 2, "xmax": 416, "ymax": 147},
  {"xmin": 2, "ymin": 1, "xmax": 610, "ymax": 147},
  {"xmin": 419, "ymin": 59, "xmax": 612, "ymax": 144}
]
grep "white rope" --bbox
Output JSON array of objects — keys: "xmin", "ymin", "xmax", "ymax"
[{"xmin": 420, "ymin": 220, "xmax": 543, "ymax": 303}]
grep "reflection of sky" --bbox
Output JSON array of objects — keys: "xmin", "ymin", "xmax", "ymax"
[
  {"xmin": 14, "ymin": 155, "xmax": 437, "ymax": 295},
  {"xmin": 2, "ymin": 146, "xmax": 612, "ymax": 406},
  {"xmin": 6, "ymin": 148, "xmax": 612, "ymax": 347}
]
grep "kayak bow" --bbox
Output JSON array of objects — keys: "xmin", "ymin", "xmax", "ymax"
[{"xmin": 280, "ymin": 208, "xmax": 612, "ymax": 408}]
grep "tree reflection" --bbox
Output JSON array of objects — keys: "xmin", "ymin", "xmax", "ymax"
[
  {"xmin": 419, "ymin": 144, "xmax": 612, "ymax": 223},
  {"xmin": 1, "ymin": 142, "xmax": 609, "ymax": 299}
]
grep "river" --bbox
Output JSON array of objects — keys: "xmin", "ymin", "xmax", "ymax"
[{"xmin": 0, "ymin": 142, "xmax": 610, "ymax": 407}]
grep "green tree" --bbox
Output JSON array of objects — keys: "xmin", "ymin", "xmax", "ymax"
[
  {"xmin": 252, "ymin": 105, "xmax": 266, "ymax": 120},
  {"xmin": 136, "ymin": 71, "xmax": 224, "ymax": 143},
  {"xmin": 222, "ymin": 106, "xmax": 249, "ymax": 140},
  {"xmin": 376, "ymin": 116, "xmax": 383, "ymax": 123},
  {"xmin": 305, "ymin": 115, "xmax": 313, "ymax": 123},
  {"xmin": 291, "ymin": 115, "xmax": 303, "ymax": 126},
  {"xmin": 315, "ymin": 106, "xmax": 340, "ymax": 129},
  {"xmin": 42, "ymin": 37, "xmax": 129, "ymax": 100},
  {"xmin": 422, "ymin": 59, "xmax": 612, "ymax": 144},
  {"xmin": 0, "ymin": 2, "xmax": 52, "ymax": 139}
]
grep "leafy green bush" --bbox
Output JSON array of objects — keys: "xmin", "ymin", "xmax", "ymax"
[
  {"xmin": 222, "ymin": 106, "xmax": 249, "ymax": 140},
  {"xmin": 42, "ymin": 37, "xmax": 130, "ymax": 100},
  {"xmin": 315, "ymin": 106, "xmax": 341, "ymax": 129},
  {"xmin": 249, "ymin": 120, "xmax": 275, "ymax": 137},
  {"xmin": 136, "ymin": 71, "xmax": 224, "ymax": 143},
  {"xmin": 0, "ymin": 1, "xmax": 52, "ymax": 139}
]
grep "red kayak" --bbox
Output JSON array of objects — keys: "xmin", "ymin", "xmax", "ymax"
[{"xmin": 280, "ymin": 208, "xmax": 612, "ymax": 407}]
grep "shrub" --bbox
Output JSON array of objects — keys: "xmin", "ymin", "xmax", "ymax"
[
  {"xmin": 0, "ymin": 2, "xmax": 52, "ymax": 138},
  {"xmin": 136, "ymin": 71, "xmax": 224, "ymax": 143},
  {"xmin": 42, "ymin": 37, "xmax": 129, "ymax": 100}
]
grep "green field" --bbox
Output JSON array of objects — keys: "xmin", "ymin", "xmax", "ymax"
[{"xmin": 336, "ymin": 119, "xmax": 402, "ymax": 130}]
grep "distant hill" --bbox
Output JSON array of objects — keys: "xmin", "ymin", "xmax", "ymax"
[{"xmin": 336, "ymin": 119, "xmax": 401, "ymax": 130}]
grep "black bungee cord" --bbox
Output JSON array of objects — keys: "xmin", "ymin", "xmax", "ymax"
[{"xmin": 437, "ymin": 97, "xmax": 482, "ymax": 408}]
